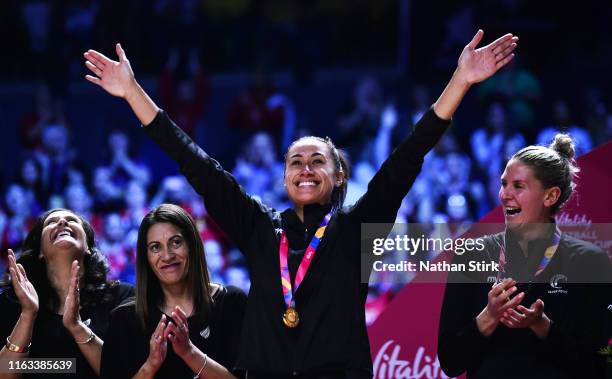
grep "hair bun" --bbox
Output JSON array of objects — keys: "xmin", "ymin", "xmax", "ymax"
[{"xmin": 549, "ymin": 133, "xmax": 576, "ymax": 160}]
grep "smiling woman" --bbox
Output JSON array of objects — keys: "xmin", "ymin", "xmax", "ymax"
[
  {"xmin": 284, "ymin": 136, "xmax": 349, "ymax": 218},
  {"xmin": 100, "ymin": 203, "xmax": 246, "ymax": 379},
  {"xmin": 438, "ymin": 134, "xmax": 612, "ymax": 378},
  {"xmin": 146, "ymin": 222, "xmax": 190, "ymax": 288},
  {"xmin": 0, "ymin": 208, "xmax": 134, "ymax": 379}
]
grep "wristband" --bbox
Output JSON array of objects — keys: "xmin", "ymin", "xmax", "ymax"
[{"xmin": 6, "ymin": 336, "xmax": 31, "ymax": 353}]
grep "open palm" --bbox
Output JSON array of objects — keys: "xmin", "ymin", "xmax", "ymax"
[
  {"xmin": 84, "ymin": 44, "xmax": 135, "ymax": 99},
  {"xmin": 62, "ymin": 260, "xmax": 82, "ymax": 330},
  {"xmin": 458, "ymin": 30, "xmax": 518, "ymax": 85},
  {"xmin": 7, "ymin": 249, "xmax": 38, "ymax": 314}
]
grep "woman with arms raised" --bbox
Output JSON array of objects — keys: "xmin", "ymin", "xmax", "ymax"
[{"xmin": 85, "ymin": 30, "xmax": 517, "ymax": 378}]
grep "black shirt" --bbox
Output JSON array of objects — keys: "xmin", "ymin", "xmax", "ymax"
[
  {"xmin": 0, "ymin": 282, "xmax": 134, "ymax": 379},
  {"xmin": 438, "ymin": 230, "xmax": 612, "ymax": 379},
  {"xmin": 144, "ymin": 107, "xmax": 450, "ymax": 376},
  {"xmin": 100, "ymin": 285, "xmax": 246, "ymax": 379}
]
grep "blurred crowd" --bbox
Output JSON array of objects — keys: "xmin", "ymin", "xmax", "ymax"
[
  {"xmin": 1, "ymin": 0, "xmax": 611, "ymax": 325},
  {"xmin": 2, "ymin": 70, "xmax": 611, "ymax": 324}
]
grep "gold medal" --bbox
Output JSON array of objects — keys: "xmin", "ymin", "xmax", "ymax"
[{"xmin": 283, "ymin": 307, "xmax": 300, "ymax": 328}]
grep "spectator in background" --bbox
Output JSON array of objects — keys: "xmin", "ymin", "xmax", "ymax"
[
  {"xmin": 64, "ymin": 183, "xmax": 97, "ymax": 229},
  {"xmin": 105, "ymin": 130, "xmax": 151, "ymax": 187},
  {"xmin": 91, "ymin": 166, "xmax": 123, "ymax": 213},
  {"xmin": 33, "ymin": 121, "xmax": 76, "ymax": 200},
  {"xmin": 204, "ymin": 239, "xmax": 226, "ymax": 284},
  {"xmin": 441, "ymin": 152, "xmax": 486, "ymax": 220},
  {"xmin": 19, "ymin": 84, "xmax": 65, "ymax": 151},
  {"xmin": 537, "ymin": 99, "xmax": 593, "ymax": 157},
  {"xmin": 338, "ymin": 76, "xmax": 384, "ymax": 165},
  {"xmin": 158, "ymin": 48, "xmax": 210, "ymax": 139},
  {"xmin": 99, "ymin": 213, "xmax": 130, "ymax": 281},
  {"xmin": 121, "ymin": 180, "xmax": 150, "ymax": 234},
  {"xmin": 232, "ymin": 131, "xmax": 286, "ymax": 209},
  {"xmin": 471, "ymin": 101, "xmax": 526, "ymax": 207},
  {"xmin": 477, "ymin": 56, "xmax": 541, "ymax": 132},
  {"xmin": 228, "ymin": 70, "xmax": 288, "ymax": 145},
  {"xmin": 149, "ymin": 176, "xmax": 191, "ymax": 208},
  {"xmin": 18, "ymin": 158, "xmax": 44, "ymax": 215},
  {"xmin": 1, "ymin": 184, "xmax": 35, "ymax": 254}
]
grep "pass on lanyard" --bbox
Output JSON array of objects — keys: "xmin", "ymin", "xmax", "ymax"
[
  {"xmin": 497, "ymin": 226, "xmax": 562, "ymax": 281},
  {"xmin": 279, "ymin": 211, "xmax": 332, "ymax": 326}
]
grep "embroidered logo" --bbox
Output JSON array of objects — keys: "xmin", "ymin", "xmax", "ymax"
[{"xmin": 548, "ymin": 274, "xmax": 568, "ymax": 294}]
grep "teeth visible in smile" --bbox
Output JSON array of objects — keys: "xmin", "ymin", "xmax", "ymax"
[
  {"xmin": 505, "ymin": 207, "xmax": 521, "ymax": 215},
  {"xmin": 57, "ymin": 231, "xmax": 72, "ymax": 238},
  {"xmin": 298, "ymin": 181, "xmax": 316, "ymax": 187}
]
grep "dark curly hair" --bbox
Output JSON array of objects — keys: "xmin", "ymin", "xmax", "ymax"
[{"xmin": 1, "ymin": 208, "xmax": 117, "ymax": 311}]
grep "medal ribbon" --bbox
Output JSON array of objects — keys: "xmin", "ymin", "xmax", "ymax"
[
  {"xmin": 497, "ymin": 226, "xmax": 562, "ymax": 281},
  {"xmin": 279, "ymin": 212, "xmax": 332, "ymax": 309}
]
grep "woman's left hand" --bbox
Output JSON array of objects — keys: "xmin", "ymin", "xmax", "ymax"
[
  {"xmin": 166, "ymin": 306, "xmax": 193, "ymax": 358},
  {"xmin": 500, "ymin": 299, "xmax": 551, "ymax": 337},
  {"xmin": 457, "ymin": 29, "xmax": 519, "ymax": 85},
  {"xmin": 62, "ymin": 260, "xmax": 82, "ymax": 332}
]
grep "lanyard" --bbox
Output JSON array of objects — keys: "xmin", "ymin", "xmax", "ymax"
[
  {"xmin": 497, "ymin": 226, "xmax": 562, "ymax": 281},
  {"xmin": 279, "ymin": 211, "xmax": 333, "ymax": 309}
]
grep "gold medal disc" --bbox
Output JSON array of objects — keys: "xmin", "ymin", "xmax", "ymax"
[{"xmin": 283, "ymin": 307, "xmax": 300, "ymax": 328}]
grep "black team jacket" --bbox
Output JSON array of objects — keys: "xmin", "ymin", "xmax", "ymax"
[{"xmin": 438, "ymin": 228, "xmax": 612, "ymax": 379}]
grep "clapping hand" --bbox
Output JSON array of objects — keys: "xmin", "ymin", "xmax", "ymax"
[
  {"xmin": 166, "ymin": 306, "xmax": 194, "ymax": 358},
  {"xmin": 144, "ymin": 314, "xmax": 169, "ymax": 374},
  {"xmin": 62, "ymin": 260, "xmax": 82, "ymax": 332},
  {"xmin": 7, "ymin": 249, "xmax": 38, "ymax": 316}
]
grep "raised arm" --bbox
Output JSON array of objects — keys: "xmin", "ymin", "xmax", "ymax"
[
  {"xmin": 349, "ymin": 30, "xmax": 518, "ymax": 225},
  {"xmin": 433, "ymin": 29, "xmax": 518, "ymax": 120},
  {"xmin": 84, "ymin": 44, "xmax": 272, "ymax": 256},
  {"xmin": 84, "ymin": 44, "xmax": 158, "ymax": 126}
]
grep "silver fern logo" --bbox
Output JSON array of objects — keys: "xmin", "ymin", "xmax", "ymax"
[
  {"xmin": 548, "ymin": 274, "xmax": 568, "ymax": 294},
  {"xmin": 550, "ymin": 274, "xmax": 567, "ymax": 289}
]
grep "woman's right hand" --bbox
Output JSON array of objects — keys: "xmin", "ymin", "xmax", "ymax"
[
  {"xmin": 476, "ymin": 278, "xmax": 524, "ymax": 336},
  {"xmin": 7, "ymin": 249, "xmax": 38, "ymax": 316},
  {"xmin": 84, "ymin": 43, "xmax": 136, "ymax": 99},
  {"xmin": 485, "ymin": 278, "xmax": 524, "ymax": 319},
  {"xmin": 142, "ymin": 314, "xmax": 169, "ymax": 375}
]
